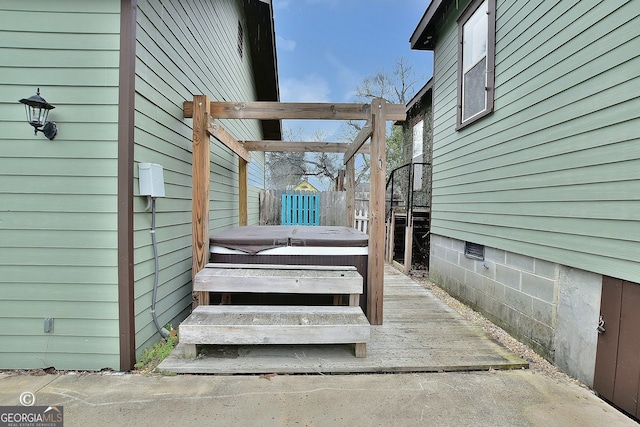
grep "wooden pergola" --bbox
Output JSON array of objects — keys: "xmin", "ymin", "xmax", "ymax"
[{"xmin": 184, "ymin": 96, "xmax": 405, "ymax": 325}]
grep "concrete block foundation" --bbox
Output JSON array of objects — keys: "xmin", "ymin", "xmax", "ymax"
[{"xmin": 429, "ymin": 234, "xmax": 602, "ymax": 386}]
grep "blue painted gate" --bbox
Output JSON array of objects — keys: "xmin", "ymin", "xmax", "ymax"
[{"xmin": 281, "ymin": 194, "xmax": 320, "ymax": 226}]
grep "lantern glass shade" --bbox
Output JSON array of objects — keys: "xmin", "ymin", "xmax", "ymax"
[
  {"xmin": 25, "ymin": 103, "xmax": 50, "ymax": 129},
  {"xmin": 18, "ymin": 88, "xmax": 57, "ymax": 139}
]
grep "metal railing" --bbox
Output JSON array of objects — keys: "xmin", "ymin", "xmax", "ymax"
[{"xmin": 385, "ymin": 162, "xmax": 431, "ymax": 221}]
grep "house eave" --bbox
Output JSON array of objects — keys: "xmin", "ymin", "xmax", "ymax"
[
  {"xmin": 244, "ymin": 0, "xmax": 282, "ymax": 140},
  {"xmin": 410, "ymin": 0, "xmax": 451, "ymax": 51},
  {"xmin": 406, "ymin": 78, "xmax": 433, "ymax": 113}
]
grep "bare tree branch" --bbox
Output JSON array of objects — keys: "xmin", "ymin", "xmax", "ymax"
[{"xmin": 267, "ymin": 57, "xmax": 423, "ymax": 189}]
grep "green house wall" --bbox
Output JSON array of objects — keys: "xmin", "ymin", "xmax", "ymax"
[
  {"xmin": 0, "ymin": 0, "xmax": 269, "ymax": 370},
  {"xmin": 132, "ymin": 0, "xmax": 267, "ymax": 357},
  {"xmin": 0, "ymin": 1, "xmax": 122, "ymax": 370},
  {"xmin": 430, "ymin": 0, "xmax": 640, "ymax": 283}
]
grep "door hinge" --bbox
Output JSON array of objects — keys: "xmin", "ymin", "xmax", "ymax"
[{"xmin": 597, "ymin": 315, "xmax": 605, "ymax": 334}]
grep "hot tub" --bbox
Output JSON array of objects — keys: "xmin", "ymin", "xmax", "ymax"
[{"xmin": 209, "ymin": 225, "xmax": 369, "ymax": 313}]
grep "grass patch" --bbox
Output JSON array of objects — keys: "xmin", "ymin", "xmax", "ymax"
[{"xmin": 135, "ymin": 328, "xmax": 178, "ymax": 373}]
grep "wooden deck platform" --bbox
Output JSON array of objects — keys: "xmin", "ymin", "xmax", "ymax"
[{"xmin": 159, "ymin": 265, "xmax": 527, "ymax": 374}]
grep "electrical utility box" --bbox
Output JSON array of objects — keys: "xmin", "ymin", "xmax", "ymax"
[{"xmin": 139, "ymin": 163, "xmax": 166, "ymax": 197}]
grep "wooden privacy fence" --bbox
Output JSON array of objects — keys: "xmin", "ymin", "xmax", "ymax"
[{"xmin": 260, "ymin": 189, "xmax": 370, "ymax": 232}]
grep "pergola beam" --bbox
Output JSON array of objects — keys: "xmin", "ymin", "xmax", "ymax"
[
  {"xmin": 243, "ymin": 140, "xmax": 370, "ymax": 154},
  {"xmin": 188, "ymin": 101, "xmax": 370, "ymax": 120},
  {"xmin": 184, "ymin": 101, "xmax": 407, "ymax": 121}
]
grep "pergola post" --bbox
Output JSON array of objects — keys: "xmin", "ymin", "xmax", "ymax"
[
  {"xmin": 346, "ymin": 157, "xmax": 356, "ymax": 227},
  {"xmin": 238, "ymin": 158, "xmax": 248, "ymax": 226},
  {"xmin": 368, "ymin": 98, "xmax": 387, "ymax": 325},
  {"xmin": 191, "ymin": 95, "xmax": 211, "ymax": 308}
]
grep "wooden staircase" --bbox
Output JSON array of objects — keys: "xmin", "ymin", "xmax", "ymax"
[{"xmin": 179, "ymin": 264, "xmax": 370, "ymax": 358}]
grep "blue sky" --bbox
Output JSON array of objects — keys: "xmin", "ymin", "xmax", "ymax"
[{"xmin": 272, "ymin": 0, "xmax": 434, "ymax": 140}]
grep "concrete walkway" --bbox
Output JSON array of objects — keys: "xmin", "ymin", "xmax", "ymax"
[{"xmin": 0, "ymin": 370, "xmax": 634, "ymax": 426}]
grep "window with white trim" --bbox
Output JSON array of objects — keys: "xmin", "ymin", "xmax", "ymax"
[
  {"xmin": 412, "ymin": 120, "xmax": 424, "ymax": 190},
  {"xmin": 457, "ymin": 0, "xmax": 496, "ymax": 128}
]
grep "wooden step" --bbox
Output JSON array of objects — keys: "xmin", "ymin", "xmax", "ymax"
[
  {"xmin": 195, "ymin": 264, "xmax": 363, "ymax": 295},
  {"xmin": 180, "ymin": 305, "xmax": 370, "ymax": 358}
]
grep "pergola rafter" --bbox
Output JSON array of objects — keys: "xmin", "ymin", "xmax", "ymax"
[
  {"xmin": 184, "ymin": 97, "xmax": 405, "ymax": 325},
  {"xmin": 343, "ymin": 119, "xmax": 373, "ymax": 164},
  {"xmin": 207, "ymin": 117, "xmax": 250, "ymax": 162}
]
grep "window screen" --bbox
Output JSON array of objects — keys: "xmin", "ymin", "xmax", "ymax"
[{"xmin": 457, "ymin": 0, "xmax": 496, "ymax": 128}]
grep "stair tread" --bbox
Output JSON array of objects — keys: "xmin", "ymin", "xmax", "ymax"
[
  {"xmin": 194, "ymin": 265, "xmax": 363, "ymax": 294},
  {"xmin": 180, "ymin": 305, "xmax": 370, "ymax": 346},
  {"xmin": 185, "ymin": 305, "xmax": 368, "ymax": 325}
]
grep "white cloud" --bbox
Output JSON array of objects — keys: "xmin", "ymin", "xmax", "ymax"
[
  {"xmin": 276, "ymin": 35, "xmax": 297, "ymax": 52},
  {"xmin": 280, "ymin": 74, "xmax": 331, "ymax": 102}
]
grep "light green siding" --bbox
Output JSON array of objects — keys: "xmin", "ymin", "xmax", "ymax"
[
  {"xmin": 431, "ymin": 0, "xmax": 640, "ymax": 281},
  {"xmin": 0, "ymin": 1, "xmax": 121, "ymax": 370},
  {"xmin": 133, "ymin": 0, "xmax": 268, "ymax": 356}
]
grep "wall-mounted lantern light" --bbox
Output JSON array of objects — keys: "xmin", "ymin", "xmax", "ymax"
[{"xmin": 18, "ymin": 88, "xmax": 57, "ymax": 140}]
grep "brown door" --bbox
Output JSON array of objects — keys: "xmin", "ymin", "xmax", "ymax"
[{"xmin": 593, "ymin": 276, "xmax": 640, "ymax": 419}]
